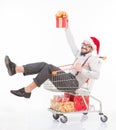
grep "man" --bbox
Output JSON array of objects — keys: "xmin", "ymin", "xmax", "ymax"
[{"xmin": 5, "ymin": 27, "xmax": 102, "ymax": 98}]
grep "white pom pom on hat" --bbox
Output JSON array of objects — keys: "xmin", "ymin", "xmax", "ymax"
[{"xmin": 83, "ymin": 37, "xmax": 100, "ymax": 54}]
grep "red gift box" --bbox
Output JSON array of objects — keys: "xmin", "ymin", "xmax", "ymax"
[
  {"xmin": 64, "ymin": 93, "xmax": 75, "ymax": 101},
  {"xmin": 53, "ymin": 95, "xmax": 69, "ymax": 102},
  {"xmin": 56, "ymin": 17, "xmax": 68, "ymax": 28},
  {"xmin": 64, "ymin": 93, "xmax": 89, "ymax": 111},
  {"xmin": 55, "ymin": 11, "xmax": 68, "ymax": 28},
  {"xmin": 74, "ymin": 96, "xmax": 89, "ymax": 111}
]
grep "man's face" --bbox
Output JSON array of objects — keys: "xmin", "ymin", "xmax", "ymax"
[{"xmin": 81, "ymin": 41, "xmax": 93, "ymax": 54}]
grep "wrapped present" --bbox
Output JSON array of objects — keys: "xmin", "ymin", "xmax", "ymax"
[
  {"xmin": 64, "ymin": 93, "xmax": 89, "ymax": 111},
  {"xmin": 74, "ymin": 96, "xmax": 89, "ymax": 111},
  {"xmin": 50, "ymin": 94, "xmax": 74, "ymax": 112},
  {"xmin": 50, "ymin": 99, "xmax": 74, "ymax": 112},
  {"xmin": 64, "ymin": 93, "xmax": 75, "ymax": 101},
  {"xmin": 50, "ymin": 94, "xmax": 89, "ymax": 112},
  {"xmin": 55, "ymin": 11, "xmax": 68, "ymax": 28},
  {"xmin": 53, "ymin": 95, "xmax": 69, "ymax": 102}
]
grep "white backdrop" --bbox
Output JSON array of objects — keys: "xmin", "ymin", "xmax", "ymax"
[{"xmin": 0, "ymin": 0, "xmax": 116, "ymax": 115}]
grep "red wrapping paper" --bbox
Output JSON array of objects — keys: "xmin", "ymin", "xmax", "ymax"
[
  {"xmin": 64, "ymin": 93, "xmax": 89, "ymax": 111},
  {"xmin": 74, "ymin": 96, "xmax": 89, "ymax": 111},
  {"xmin": 56, "ymin": 17, "xmax": 68, "ymax": 28}
]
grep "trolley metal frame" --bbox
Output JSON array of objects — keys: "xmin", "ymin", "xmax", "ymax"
[{"xmin": 44, "ymin": 57, "xmax": 108, "ymax": 123}]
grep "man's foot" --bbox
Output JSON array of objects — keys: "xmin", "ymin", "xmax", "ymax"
[
  {"xmin": 5, "ymin": 55, "xmax": 16, "ymax": 76},
  {"xmin": 10, "ymin": 88, "xmax": 31, "ymax": 98}
]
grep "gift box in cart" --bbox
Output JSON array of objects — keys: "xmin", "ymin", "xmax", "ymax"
[
  {"xmin": 50, "ymin": 96, "xmax": 74, "ymax": 113},
  {"xmin": 50, "ymin": 94, "xmax": 89, "ymax": 112},
  {"xmin": 64, "ymin": 93, "xmax": 89, "ymax": 111}
]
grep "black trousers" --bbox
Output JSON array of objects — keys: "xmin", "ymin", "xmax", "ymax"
[{"xmin": 23, "ymin": 62, "xmax": 79, "ymax": 92}]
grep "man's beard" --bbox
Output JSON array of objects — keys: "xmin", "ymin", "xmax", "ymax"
[{"xmin": 80, "ymin": 52, "xmax": 89, "ymax": 56}]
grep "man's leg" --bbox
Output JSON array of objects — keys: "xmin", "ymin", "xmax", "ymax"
[
  {"xmin": 8, "ymin": 61, "xmax": 60, "ymax": 98},
  {"xmin": 10, "ymin": 81, "xmax": 37, "ymax": 98},
  {"xmin": 5, "ymin": 55, "xmax": 49, "ymax": 76},
  {"xmin": 5, "ymin": 56, "xmax": 78, "ymax": 97}
]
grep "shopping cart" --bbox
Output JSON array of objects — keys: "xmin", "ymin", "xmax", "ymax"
[{"xmin": 44, "ymin": 56, "xmax": 108, "ymax": 123}]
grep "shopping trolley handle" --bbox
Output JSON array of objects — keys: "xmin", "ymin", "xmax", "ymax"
[{"xmin": 99, "ymin": 56, "xmax": 107, "ymax": 60}]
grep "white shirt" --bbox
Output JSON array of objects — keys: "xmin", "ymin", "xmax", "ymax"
[{"xmin": 65, "ymin": 27, "xmax": 102, "ymax": 87}]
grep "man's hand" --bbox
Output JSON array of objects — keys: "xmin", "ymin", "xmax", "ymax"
[{"xmin": 75, "ymin": 64, "xmax": 83, "ymax": 72}]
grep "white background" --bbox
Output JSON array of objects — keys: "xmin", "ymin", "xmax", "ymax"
[{"xmin": 0, "ymin": 0, "xmax": 116, "ymax": 130}]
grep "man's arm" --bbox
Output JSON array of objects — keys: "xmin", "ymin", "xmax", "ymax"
[{"xmin": 65, "ymin": 26, "xmax": 80, "ymax": 57}]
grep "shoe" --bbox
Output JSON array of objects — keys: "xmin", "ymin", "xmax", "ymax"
[
  {"xmin": 5, "ymin": 55, "xmax": 16, "ymax": 76},
  {"xmin": 10, "ymin": 88, "xmax": 31, "ymax": 98}
]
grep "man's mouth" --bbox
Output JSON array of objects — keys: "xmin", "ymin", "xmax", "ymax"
[{"xmin": 81, "ymin": 47, "xmax": 87, "ymax": 51}]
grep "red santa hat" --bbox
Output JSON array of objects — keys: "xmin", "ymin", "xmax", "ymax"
[{"xmin": 83, "ymin": 37, "xmax": 100, "ymax": 54}]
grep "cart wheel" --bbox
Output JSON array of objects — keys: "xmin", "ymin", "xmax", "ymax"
[
  {"xmin": 100, "ymin": 115, "xmax": 108, "ymax": 122},
  {"xmin": 53, "ymin": 114, "xmax": 59, "ymax": 120},
  {"xmin": 60, "ymin": 115, "xmax": 68, "ymax": 123}
]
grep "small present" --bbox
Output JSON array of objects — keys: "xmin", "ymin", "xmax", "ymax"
[
  {"xmin": 55, "ymin": 11, "xmax": 68, "ymax": 28},
  {"xmin": 74, "ymin": 96, "xmax": 89, "ymax": 111},
  {"xmin": 53, "ymin": 95, "xmax": 69, "ymax": 102},
  {"xmin": 50, "ymin": 99, "xmax": 74, "ymax": 112},
  {"xmin": 64, "ymin": 93, "xmax": 75, "ymax": 101},
  {"xmin": 50, "ymin": 94, "xmax": 74, "ymax": 112},
  {"xmin": 50, "ymin": 94, "xmax": 89, "ymax": 112}
]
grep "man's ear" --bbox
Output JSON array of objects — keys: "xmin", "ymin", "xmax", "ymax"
[{"xmin": 90, "ymin": 48, "xmax": 93, "ymax": 52}]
